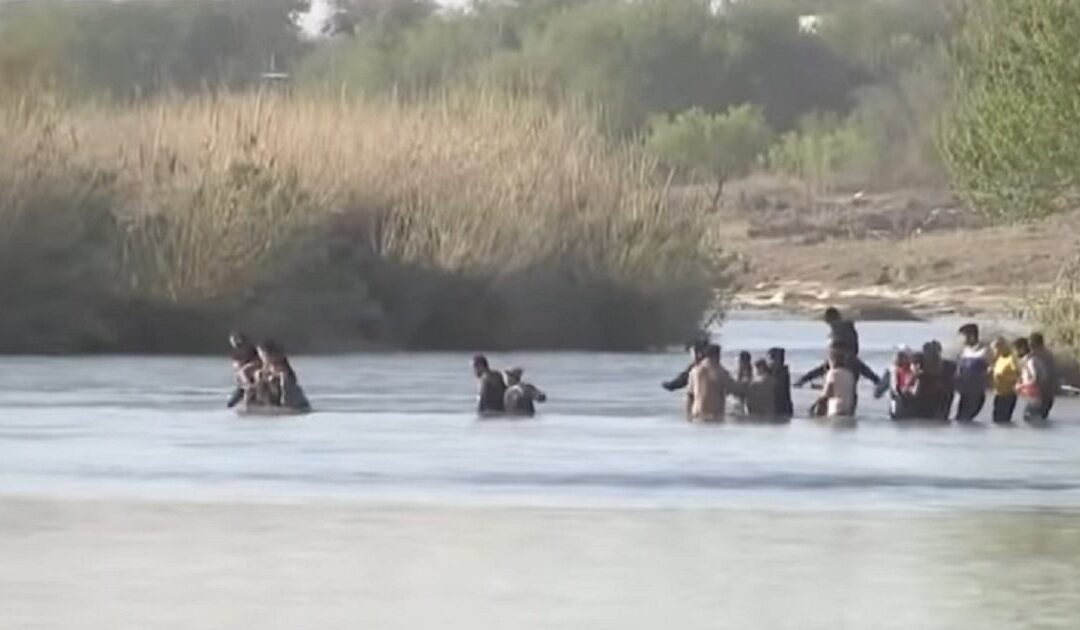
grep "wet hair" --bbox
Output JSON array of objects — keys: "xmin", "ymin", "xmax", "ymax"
[
  {"xmin": 705, "ymin": 344, "xmax": 722, "ymax": 362},
  {"xmin": 1030, "ymin": 332, "xmax": 1046, "ymax": 349},
  {"xmin": 767, "ymin": 347, "xmax": 785, "ymax": 363},
  {"xmin": 472, "ymin": 354, "xmax": 490, "ymax": 370},
  {"xmin": 958, "ymin": 323, "xmax": 979, "ymax": 340},
  {"xmin": 1014, "ymin": 337, "xmax": 1031, "ymax": 355},
  {"xmin": 824, "ymin": 307, "xmax": 842, "ymax": 322}
]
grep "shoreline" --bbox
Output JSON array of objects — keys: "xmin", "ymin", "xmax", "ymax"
[{"xmin": 733, "ymin": 280, "xmax": 1028, "ymax": 322}]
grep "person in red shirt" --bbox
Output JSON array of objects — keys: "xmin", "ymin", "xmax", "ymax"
[{"xmin": 889, "ymin": 347, "xmax": 915, "ymax": 420}]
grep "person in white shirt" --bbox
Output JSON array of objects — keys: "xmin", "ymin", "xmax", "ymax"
[
  {"xmin": 1015, "ymin": 337, "xmax": 1049, "ymax": 424},
  {"xmin": 955, "ymin": 323, "xmax": 992, "ymax": 422}
]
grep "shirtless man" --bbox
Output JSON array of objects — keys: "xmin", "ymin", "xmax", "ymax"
[
  {"xmin": 662, "ymin": 339, "xmax": 709, "ymax": 391},
  {"xmin": 687, "ymin": 344, "xmax": 736, "ymax": 423}
]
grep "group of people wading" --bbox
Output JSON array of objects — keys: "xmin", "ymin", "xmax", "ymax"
[
  {"xmin": 227, "ymin": 333, "xmax": 311, "ymax": 413},
  {"xmin": 227, "ymin": 307, "xmax": 1062, "ymax": 423},
  {"xmin": 472, "ymin": 355, "xmax": 548, "ymax": 417},
  {"xmin": 888, "ymin": 326, "xmax": 1059, "ymax": 425},
  {"xmin": 662, "ymin": 307, "xmax": 1062, "ymax": 425}
]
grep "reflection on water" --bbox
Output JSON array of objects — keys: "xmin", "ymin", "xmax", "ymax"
[
  {"xmin": 1, "ymin": 500, "xmax": 1079, "ymax": 630},
  {"xmin": 1, "ymin": 317, "xmax": 1078, "ymax": 629}
]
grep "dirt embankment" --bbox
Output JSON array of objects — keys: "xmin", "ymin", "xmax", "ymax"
[{"xmin": 707, "ymin": 178, "xmax": 1080, "ymax": 320}]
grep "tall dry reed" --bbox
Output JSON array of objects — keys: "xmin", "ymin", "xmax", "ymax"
[{"xmin": 0, "ymin": 90, "xmax": 727, "ymax": 351}]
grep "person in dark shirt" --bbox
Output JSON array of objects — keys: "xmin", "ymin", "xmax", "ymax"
[
  {"xmin": 255, "ymin": 339, "xmax": 311, "ymax": 412},
  {"xmin": 905, "ymin": 353, "xmax": 946, "ymax": 421},
  {"xmin": 662, "ymin": 339, "xmax": 710, "ymax": 392},
  {"xmin": 1030, "ymin": 332, "xmax": 1059, "ymax": 419},
  {"xmin": 795, "ymin": 308, "xmax": 887, "ymax": 399},
  {"xmin": 766, "ymin": 347, "xmax": 794, "ymax": 419},
  {"xmin": 921, "ymin": 340, "xmax": 956, "ymax": 420},
  {"xmin": 473, "ymin": 354, "xmax": 507, "ymax": 415}
]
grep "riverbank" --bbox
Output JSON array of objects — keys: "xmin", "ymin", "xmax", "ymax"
[
  {"xmin": 733, "ymin": 280, "xmax": 1025, "ymax": 320},
  {"xmin": 715, "ymin": 181, "xmax": 1080, "ymax": 320},
  {"xmin": 3, "ymin": 496, "xmax": 1079, "ymax": 630}
]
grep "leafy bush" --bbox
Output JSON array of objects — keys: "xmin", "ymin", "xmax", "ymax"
[
  {"xmin": 646, "ymin": 104, "xmax": 772, "ymax": 209},
  {"xmin": 766, "ymin": 114, "xmax": 870, "ymax": 195},
  {"xmin": 942, "ymin": 0, "xmax": 1080, "ymax": 222}
]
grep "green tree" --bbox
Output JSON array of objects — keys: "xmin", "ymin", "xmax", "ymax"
[
  {"xmin": 647, "ymin": 104, "xmax": 772, "ymax": 210},
  {"xmin": 942, "ymin": 0, "xmax": 1080, "ymax": 222}
]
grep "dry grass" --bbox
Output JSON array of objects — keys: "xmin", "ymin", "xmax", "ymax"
[
  {"xmin": 1030, "ymin": 256, "xmax": 1080, "ymax": 360},
  {"xmin": 0, "ymin": 90, "xmax": 727, "ymax": 351}
]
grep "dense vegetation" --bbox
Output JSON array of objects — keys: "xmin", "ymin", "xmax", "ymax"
[
  {"xmin": 0, "ymin": 0, "xmax": 1076, "ymax": 353},
  {"xmin": 940, "ymin": 0, "xmax": 1080, "ymax": 359},
  {"xmin": 0, "ymin": 0, "xmax": 961, "ymax": 189}
]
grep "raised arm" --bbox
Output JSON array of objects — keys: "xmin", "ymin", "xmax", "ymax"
[
  {"xmin": 795, "ymin": 361, "xmax": 829, "ymax": 388},
  {"xmin": 663, "ymin": 365, "xmax": 693, "ymax": 392}
]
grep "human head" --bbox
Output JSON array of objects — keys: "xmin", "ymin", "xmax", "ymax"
[
  {"xmin": 992, "ymin": 336, "xmax": 1011, "ymax": 357},
  {"xmin": 229, "ymin": 331, "xmax": 250, "ymax": 349},
  {"xmin": 767, "ymin": 347, "xmax": 785, "ymax": 366},
  {"xmin": 738, "ymin": 351, "xmax": 752, "ymax": 365},
  {"xmin": 824, "ymin": 307, "xmax": 842, "ymax": 324},
  {"xmin": 958, "ymin": 323, "xmax": 980, "ymax": 346},
  {"xmin": 472, "ymin": 354, "xmax": 490, "ymax": 377},
  {"xmin": 705, "ymin": 344, "xmax": 722, "ymax": 364},
  {"xmin": 895, "ymin": 346, "xmax": 912, "ymax": 368},
  {"xmin": 911, "ymin": 352, "xmax": 926, "ymax": 373},
  {"xmin": 504, "ymin": 367, "xmax": 523, "ymax": 386},
  {"xmin": 1030, "ymin": 332, "xmax": 1046, "ymax": 351},
  {"xmin": 754, "ymin": 358, "xmax": 770, "ymax": 376},
  {"xmin": 688, "ymin": 339, "xmax": 709, "ymax": 362},
  {"xmin": 922, "ymin": 340, "xmax": 942, "ymax": 362},
  {"xmin": 1014, "ymin": 337, "xmax": 1031, "ymax": 357}
]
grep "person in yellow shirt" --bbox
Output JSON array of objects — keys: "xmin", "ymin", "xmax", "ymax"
[{"xmin": 990, "ymin": 336, "xmax": 1020, "ymax": 424}]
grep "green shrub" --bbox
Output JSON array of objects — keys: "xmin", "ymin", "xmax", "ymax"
[
  {"xmin": 941, "ymin": 0, "xmax": 1080, "ymax": 222},
  {"xmin": 646, "ymin": 104, "xmax": 772, "ymax": 209}
]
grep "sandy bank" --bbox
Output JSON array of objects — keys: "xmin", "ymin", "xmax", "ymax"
[
  {"xmin": 2, "ymin": 496, "xmax": 1080, "ymax": 630},
  {"xmin": 733, "ymin": 280, "xmax": 1026, "ymax": 320}
]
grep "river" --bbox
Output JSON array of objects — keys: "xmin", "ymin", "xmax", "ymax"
[{"xmin": 1, "ymin": 316, "xmax": 1078, "ymax": 629}]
